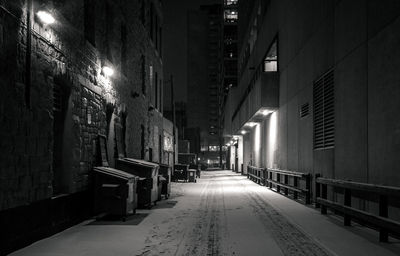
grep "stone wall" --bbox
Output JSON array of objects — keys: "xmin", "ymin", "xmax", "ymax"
[{"xmin": 0, "ymin": 0, "xmax": 166, "ymax": 211}]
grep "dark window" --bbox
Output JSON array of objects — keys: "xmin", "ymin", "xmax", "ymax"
[
  {"xmin": 121, "ymin": 23, "xmax": 127, "ymax": 75},
  {"xmin": 155, "ymin": 72, "xmax": 158, "ymax": 109},
  {"xmin": 84, "ymin": 0, "xmax": 95, "ymax": 46},
  {"xmin": 106, "ymin": 3, "xmax": 114, "ymax": 61},
  {"xmin": 313, "ymin": 69, "xmax": 334, "ymax": 150},
  {"xmin": 141, "ymin": 55, "xmax": 146, "ymax": 94},
  {"xmin": 150, "ymin": 3, "xmax": 154, "ymax": 40},
  {"xmin": 141, "ymin": 125, "xmax": 145, "ymax": 159},
  {"xmin": 140, "ymin": 0, "xmax": 145, "ymax": 25}
]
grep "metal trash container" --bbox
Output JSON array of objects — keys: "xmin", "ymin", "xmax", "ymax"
[
  {"xmin": 173, "ymin": 164, "xmax": 189, "ymax": 182},
  {"xmin": 116, "ymin": 158, "xmax": 159, "ymax": 208},
  {"xmin": 93, "ymin": 167, "xmax": 138, "ymax": 218},
  {"xmin": 157, "ymin": 175, "xmax": 166, "ymax": 201},
  {"xmin": 188, "ymin": 169, "xmax": 197, "ymax": 183},
  {"xmin": 159, "ymin": 163, "xmax": 171, "ymax": 198}
]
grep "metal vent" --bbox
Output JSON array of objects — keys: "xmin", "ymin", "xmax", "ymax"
[
  {"xmin": 300, "ymin": 103, "xmax": 309, "ymax": 118},
  {"xmin": 313, "ymin": 69, "xmax": 334, "ymax": 150}
]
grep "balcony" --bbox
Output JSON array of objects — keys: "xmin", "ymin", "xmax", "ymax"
[{"xmin": 231, "ymin": 72, "xmax": 279, "ymax": 134}]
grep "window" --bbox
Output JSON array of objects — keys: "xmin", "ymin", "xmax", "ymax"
[
  {"xmin": 141, "ymin": 55, "xmax": 146, "ymax": 94},
  {"xmin": 140, "ymin": 0, "xmax": 145, "ymax": 25},
  {"xmin": 155, "ymin": 72, "xmax": 158, "ymax": 109},
  {"xmin": 224, "ymin": 9, "xmax": 238, "ymax": 22},
  {"xmin": 313, "ymin": 69, "xmax": 334, "ymax": 150},
  {"xmin": 106, "ymin": 3, "xmax": 114, "ymax": 61},
  {"xmin": 84, "ymin": 0, "xmax": 95, "ymax": 46},
  {"xmin": 263, "ymin": 39, "xmax": 277, "ymax": 72}
]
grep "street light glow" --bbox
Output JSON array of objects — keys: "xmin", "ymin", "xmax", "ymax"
[
  {"xmin": 37, "ymin": 11, "xmax": 55, "ymax": 24},
  {"xmin": 103, "ymin": 66, "xmax": 114, "ymax": 76},
  {"xmin": 240, "ymin": 130, "xmax": 246, "ymax": 135}
]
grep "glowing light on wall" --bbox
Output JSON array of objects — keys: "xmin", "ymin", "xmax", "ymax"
[
  {"xmin": 267, "ymin": 111, "xmax": 278, "ymax": 168},
  {"xmin": 246, "ymin": 122, "xmax": 257, "ymax": 127},
  {"xmin": 262, "ymin": 109, "xmax": 272, "ymax": 116},
  {"xmin": 253, "ymin": 123, "xmax": 261, "ymax": 165},
  {"xmin": 37, "ymin": 11, "xmax": 55, "ymax": 24},
  {"xmin": 102, "ymin": 66, "xmax": 114, "ymax": 77},
  {"xmin": 241, "ymin": 130, "xmax": 247, "ymax": 135}
]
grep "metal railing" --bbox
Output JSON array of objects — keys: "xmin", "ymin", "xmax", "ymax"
[
  {"xmin": 247, "ymin": 166, "xmax": 311, "ymax": 204},
  {"xmin": 315, "ymin": 175, "xmax": 400, "ymax": 242}
]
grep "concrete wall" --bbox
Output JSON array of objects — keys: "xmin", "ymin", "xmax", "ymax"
[{"xmin": 227, "ymin": 0, "xmax": 400, "ymax": 187}]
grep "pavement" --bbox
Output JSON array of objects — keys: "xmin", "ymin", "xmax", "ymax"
[{"xmin": 10, "ymin": 170, "xmax": 400, "ymax": 256}]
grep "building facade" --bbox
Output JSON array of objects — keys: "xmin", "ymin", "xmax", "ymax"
[
  {"xmin": 0, "ymin": 0, "xmax": 169, "ymax": 253},
  {"xmin": 223, "ymin": 0, "xmax": 400, "ymax": 192},
  {"xmin": 187, "ymin": 4, "xmax": 225, "ymax": 166}
]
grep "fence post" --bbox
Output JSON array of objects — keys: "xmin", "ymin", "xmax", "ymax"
[
  {"xmin": 379, "ymin": 195, "xmax": 388, "ymax": 242},
  {"xmin": 284, "ymin": 174, "xmax": 288, "ymax": 195},
  {"xmin": 305, "ymin": 174, "xmax": 311, "ymax": 204},
  {"xmin": 315, "ymin": 174, "xmax": 320, "ymax": 208},
  {"xmin": 269, "ymin": 170, "xmax": 273, "ymax": 189},
  {"xmin": 321, "ymin": 183, "xmax": 327, "ymax": 214},
  {"xmin": 344, "ymin": 188, "xmax": 351, "ymax": 226},
  {"xmin": 294, "ymin": 176, "xmax": 298, "ymax": 200},
  {"xmin": 277, "ymin": 173, "xmax": 281, "ymax": 193}
]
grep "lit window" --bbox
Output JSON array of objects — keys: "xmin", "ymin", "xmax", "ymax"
[
  {"xmin": 263, "ymin": 39, "xmax": 278, "ymax": 72},
  {"xmin": 224, "ymin": 9, "xmax": 238, "ymax": 22}
]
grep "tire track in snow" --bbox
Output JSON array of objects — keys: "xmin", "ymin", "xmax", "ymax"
[{"xmin": 242, "ymin": 181, "xmax": 333, "ymax": 256}]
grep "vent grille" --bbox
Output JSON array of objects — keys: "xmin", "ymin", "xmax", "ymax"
[
  {"xmin": 313, "ymin": 69, "xmax": 334, "ymax": 150},
  {"xmin": 300, "ymin": 103, "xmax": 310, "ymax": 118}
]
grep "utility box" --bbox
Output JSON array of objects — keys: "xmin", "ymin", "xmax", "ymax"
[
  {"xmin": 93, "ymin": 167, "xmax": 138, "ymax": 217},
  {"xmin": 116, "ymin": 158, "xmax": 159, "ymax": 208},
  {"xmin": 159, "ymin": 163, "xmax": 171, "ymax": 198}
]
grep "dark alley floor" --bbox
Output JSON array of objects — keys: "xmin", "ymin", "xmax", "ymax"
[{"xmin": 10, "ymin": 171, "xmax": 400, "ymax": 256}]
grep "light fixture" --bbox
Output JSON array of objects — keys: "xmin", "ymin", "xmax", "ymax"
[
  {"xmin": 262, "ymin": 110, "xmax": 272, "ymax": 116},
  {"xmin": 246, "ymin": 122, "xmax": 257, "ymax": 127},
  {"xmin": 102, "ymin": 66, "xmax": 114, "ymax": 76},
  {"xmin": 240, "ymin": 130, "xmax": 247, "ymax": 135},
  {"xmin": 36, "ymin": 11, "xmax": 55, "ymax": 24}
]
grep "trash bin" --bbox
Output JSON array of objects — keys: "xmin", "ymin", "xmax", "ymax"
[
  {"xmin": 173, "ymin": 164, "xmax": 189, "ymax": 182},
  {"xmin": 116, "ymin": 158, "xmax": 159, "ymax": 208},
  {"xmin": 188, "ymin": 169, "xmax": 197, "ymax": 183},
  {"xmin": 93, "ymin": 166, "xmax": 138, "ymax": 218},
  {"xmin": 157, "ymin": 175, "xmax": 166, "ymax": 201},
  {"xmin": 159, "ymin": 163, "xmax": 171, "ymax": 198}
]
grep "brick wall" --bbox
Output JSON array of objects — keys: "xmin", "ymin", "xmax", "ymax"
[{"xmin": 0, "ymin": 0, "xmax": 166, "ymax": 211}]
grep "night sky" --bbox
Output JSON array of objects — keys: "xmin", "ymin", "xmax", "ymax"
[{"xmin": 163, "ymin": 0, "xmax": 219, "ymax": 105}]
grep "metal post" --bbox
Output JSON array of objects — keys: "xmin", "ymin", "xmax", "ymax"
[
  {"xmin": 315, "ymin": 174, "xmax": 320, "ymax": 208},
  {"xmin": 321, "ymin": 184, "xmax": 327, "ymax": 214},
  {"xmin": 344, "ymin": 188, "xmax": 351, "ymax": 226},
  {"xmin": 305, "ymin": 174, "xmax": 311, "ymax": 204},
  {"xmin": 293, "ymin": 176, "xmax": 298, "ymax": 200},
  {"xmin": 379, "ymin": 195, "xmax": 389, "ymax": 242}
]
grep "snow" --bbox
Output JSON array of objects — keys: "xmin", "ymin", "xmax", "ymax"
[{"xmin": 10, "ymin": 171, "xmax": 400, "ymax": 256}]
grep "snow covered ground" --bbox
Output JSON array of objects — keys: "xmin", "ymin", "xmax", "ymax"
[{"xmin": 10, "ymin": 170, "xmax": 400, "ymax": 256}]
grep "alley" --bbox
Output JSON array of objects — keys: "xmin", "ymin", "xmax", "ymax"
[{"xmin": 10, "ymin": 171, "xmax": 400, "ymax": 256}]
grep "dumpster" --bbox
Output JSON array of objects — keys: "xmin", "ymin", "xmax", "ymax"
[
  {"xmin": 157, "ymin": 175, "xmax": 166, "ymax": 201},
  {"xmin": 189, "ymin": 164, "xmax": 201, "ymax": 178},
  {"xmin": 173, "ymin": 164, "xmax": 189, "ymax": 182},
  {"xmin": 93, "ymin": 166, "xmax": 138, "ymax": 218},
  {"xmin": 188, "ymin": 169, "xmax": 197, "ymax": 183},
  {"xmin": 159, "ymin": 163, "xmax": 171, "ymax": 198},
  {"xmin": 116, "ymin": 158, "xmax": 159, "ymax": 208}
]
